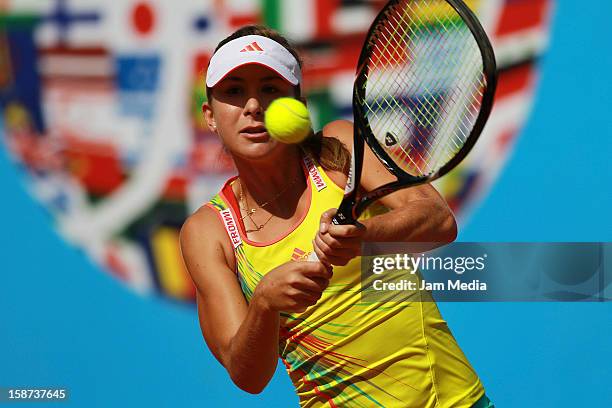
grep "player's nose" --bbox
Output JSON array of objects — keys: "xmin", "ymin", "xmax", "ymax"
[{"xmin": 244, "ymin": 96, "xmax": 264, "ymax": 118}]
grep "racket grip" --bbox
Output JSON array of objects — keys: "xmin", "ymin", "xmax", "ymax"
[{"xmin": 332, "ymin": 200, "xmax": 357, "ymax": 225}]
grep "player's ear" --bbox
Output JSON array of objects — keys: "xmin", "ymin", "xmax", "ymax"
[{"xmin": 202, "ymin": 103, "xmax": 217, "ymax": 133}]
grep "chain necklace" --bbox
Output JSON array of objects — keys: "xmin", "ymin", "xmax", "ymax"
[{"xmin": 238, "ymin": 175, "xmax": 301, "ymax": 233}]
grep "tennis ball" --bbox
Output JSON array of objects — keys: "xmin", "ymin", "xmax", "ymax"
[{"xmin": 265, "ymin": 97, "xmax": 312, "ymax": 144}]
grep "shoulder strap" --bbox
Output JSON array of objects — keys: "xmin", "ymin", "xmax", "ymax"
[
  {"xmin": 218, "ymin": 208, "xmax": 243, "ymax": 249},
  {"xmin": 302, "ymin": 153, "xmax": 327, "ymax": 192},
  {"xmin": 206, "ymin": 179, "xmax": 243, "ymax": 250}
]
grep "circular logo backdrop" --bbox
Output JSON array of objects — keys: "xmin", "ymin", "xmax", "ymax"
[{"xmin": 0, "ymin": 0, "xmax": 554, "ymax": 303}]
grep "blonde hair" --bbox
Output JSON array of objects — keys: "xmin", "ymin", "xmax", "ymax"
[{"xmin": 207, "ymin": 25, "xmax": 351, "ymax": 176}]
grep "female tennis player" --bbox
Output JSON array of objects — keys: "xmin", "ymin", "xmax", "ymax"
[{"xmin": 180, "ymin": 25, "xmax": 494, "ymax": 408}]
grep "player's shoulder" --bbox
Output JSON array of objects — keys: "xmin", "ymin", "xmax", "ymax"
[
  {"xmin": 321, "ymin": 119, "xmax": 354, "ymax": 148},
  {"xmin": 318, "ymin": 120, "xmax": 353, "ymax": 189},
  {"xmin": 180, "ymin": 205, "xmax": 234, "ymax": 266},
  {"xmin": 180, "ymin": 205, "xmax": 227, "ymax": 245}
]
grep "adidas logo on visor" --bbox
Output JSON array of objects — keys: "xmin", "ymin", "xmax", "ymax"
[{"xmin": 240, "ymin": 42, "xmax": 264, "ymax": 52}]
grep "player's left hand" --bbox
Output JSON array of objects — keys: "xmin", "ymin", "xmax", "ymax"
[{"xmin": 313, "ymin": 209, "xmax": 366, "ymax": 266}]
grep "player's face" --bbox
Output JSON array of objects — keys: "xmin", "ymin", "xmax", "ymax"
[{"xmin": 204, "ymin": 64, "xmax": 297, "ymax": 161}]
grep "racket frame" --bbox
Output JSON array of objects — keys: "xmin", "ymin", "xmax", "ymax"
[{"xmin": 333, "ymin": 0, "xmax": 498, "ymax": 225}]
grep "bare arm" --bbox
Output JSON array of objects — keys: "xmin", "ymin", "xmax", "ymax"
[
  {"xmin": 181, "ymin": 207, "xmax": 278, "ymax": 394},
  {"xmin": 181, "ymin": 207, "xmax": 331, "ymax": 393},
  {"xmin": 321, "ymin": 120, "xmax": 457, "ymax": 245}
]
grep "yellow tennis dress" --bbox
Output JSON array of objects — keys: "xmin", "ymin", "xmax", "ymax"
[{"xmin": 207, "ymin": 153, "xmax": 485, "ymax": 407}]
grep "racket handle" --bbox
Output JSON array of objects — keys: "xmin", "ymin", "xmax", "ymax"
[{"xmin": 332, "ymin": 200, "xmax": 357, "ymax": 225}]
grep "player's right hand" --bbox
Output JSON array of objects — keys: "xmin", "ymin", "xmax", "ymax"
[{"xmin": 253, "ymin": 261, "xmax": 332, "ymax": 313}]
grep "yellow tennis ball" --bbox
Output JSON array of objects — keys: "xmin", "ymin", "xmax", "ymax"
[{"xmin": 265, "ymin": 97, "xmax": 312, "ymax": 144}]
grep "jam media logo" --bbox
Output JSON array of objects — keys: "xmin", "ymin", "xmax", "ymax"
[
  {"xmin": 363, "ymin": 243, "xmax": 611, "ymax": 302},
  {"xmin": 0, "ymin": 0, "xmax": 554, "ymax": 305}
]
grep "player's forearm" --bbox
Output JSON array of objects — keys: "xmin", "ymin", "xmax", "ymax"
[
  {"xmin": 361, "ymin": 198, "xmax": 457, "ymax": 247},
  {"xmin": 226, "ymin": 294, "xmax": 280, "ymax": 394}
]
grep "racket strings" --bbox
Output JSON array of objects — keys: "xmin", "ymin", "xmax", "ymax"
[
  {"xmin": 395, "ymin": 4, "xmax": 481, "ymax": 164},
  {"xmin": 361, "ymin": 0, "xmax": 487, "ymax": 177},
  {"xmin": 368, "ymin": 21, "xmax": 441, "ymax": 172},
  {"xmin": 403, "ymin": 0, "xmax": 485, "ymax": 123}
]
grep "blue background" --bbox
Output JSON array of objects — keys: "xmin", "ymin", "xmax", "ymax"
[{"xmin": 1, "ymin": 1, "xmax": 610, "ymax": 407}]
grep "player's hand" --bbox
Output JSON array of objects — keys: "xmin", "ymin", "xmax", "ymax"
[
  {"xmin": 313, "ymin": 208, "xmax": 366, "ymax": 266},
  {"xmin": 253, "ymin": 261, "xmax": 332, "ymax": 314}
]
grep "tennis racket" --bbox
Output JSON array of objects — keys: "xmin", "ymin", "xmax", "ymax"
[{"xmin": 310, "ymin": 0, "xmax": 497, "ymax": 256}]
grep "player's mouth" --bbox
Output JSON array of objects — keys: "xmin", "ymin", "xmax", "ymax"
[{"xmin": 240, "ymin": 125, "xmax": 269, "ymax": 141}]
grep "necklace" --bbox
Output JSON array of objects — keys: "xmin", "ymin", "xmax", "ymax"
[{"xmin": 238, "ymin": 175, "xmax": 301, "ymax": 233}]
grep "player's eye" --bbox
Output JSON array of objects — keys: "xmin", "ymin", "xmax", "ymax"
[
  {"xmin": 262, "ymin": 85, "xmax": 279, "ymax": 94},
  {"xmin": 224, "ymin": 86, "xmax": 243, "ymax": 95}
]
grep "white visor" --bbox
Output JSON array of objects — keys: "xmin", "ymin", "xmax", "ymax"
[{"xmin": 206, "ymin": 35, "xmax": 302, "ymax": 88}]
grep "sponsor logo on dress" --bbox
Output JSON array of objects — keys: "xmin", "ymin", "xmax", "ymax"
[
  {"xmin": 220, "ymin": 208, "xmax": 242, "ymax": 248},
  {"xmin": 303, "ymin": 155, "xmax": 327, "ymax": 192},
  {"xmin": 291, "ymin": 247, "xmax": 312, "ymax": 261}
]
